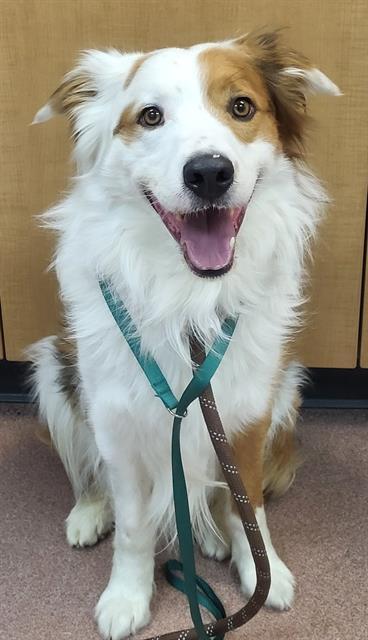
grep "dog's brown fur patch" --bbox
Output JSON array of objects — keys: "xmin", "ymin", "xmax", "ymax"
[
  {"xmin": 230, "ymin": 378, "xmax": 301, "ymax": 510},
  {"xmin": 124, "ymin": 54, "xmax": 151, "ymax": 89},
  {"xmin": 49, "ymin": 73, "xmax": 96, "ymax": 139},
  {"xmin": 49, "ymin": 73, "xmax": 97, "ymax": 137},
  {"xmin": 113, "ymin": 102, "xmax": 141, "ymax": 141},
  {"xmin": 263, "ymin": 425, "xmax": 301, "ymax": 499},
  {"xmin": 34, "ymin": 332, "xmax": 80, "ymax": 448},
  {"xmin": 200, "ymin": 30, "xmax": 312, "ymax": 158},
  {"xmin": 234, "ymin": 30, "xmax": 311, "ymax": 158},
  {"xmin": 50, "ymin": 74, "xmax": 96, "ymax": 114},
  {"xmin": 263, "ymin": 392, "xmax": 302, "ymax": 499},
  {"xmin": 231, "ymin": 412, "xmax": 272, "ymax": 509},
  {"xmin": 55, "ymin": 333, "xmax": 80, "ymax": 413},
  {"xmin": 115, "ymin": 55, "xmax": 153, "ymax": 140},
  {"xmin": 199, "ymin": 47, "xmax": 280, "ymax": 150}
]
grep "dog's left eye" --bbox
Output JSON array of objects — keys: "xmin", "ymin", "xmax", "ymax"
[
  {"xmin": 230, "ymin": 97, "xmax": 256, "ymax": 121},
  {"xmin": 139, "ymin": 106, "xmax": 164, "ymax": 128}
]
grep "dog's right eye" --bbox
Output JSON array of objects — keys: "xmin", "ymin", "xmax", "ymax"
[{"xmin": 138, "ymin": 106, "xmax": 164, "ymax": 128}]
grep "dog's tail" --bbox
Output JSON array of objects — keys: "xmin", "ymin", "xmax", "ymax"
[{"xmin": 27, "ymin": 336, "xmax": 100, "ymax": 499}]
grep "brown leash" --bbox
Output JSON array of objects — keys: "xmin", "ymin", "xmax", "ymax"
[{"xmin": 144, "ymin": 337, "xmax": 271, "ymax": 640}]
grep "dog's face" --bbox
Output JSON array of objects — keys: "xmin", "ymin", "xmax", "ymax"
[
  {"xmin": 112, "ymin": 45, "xmax": 278, "ymax": 277},
  {"xmin": 35, "ymin": 32, "xmax": 339, "ymax": 279}
]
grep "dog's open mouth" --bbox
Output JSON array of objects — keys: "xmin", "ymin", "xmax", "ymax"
[{"xmin": 145, "ymin": 191, "xmax": 246, "ymax": 277}]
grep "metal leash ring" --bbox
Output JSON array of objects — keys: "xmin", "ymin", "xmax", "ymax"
[{"xmin": 167, "ymin": 407, "xmax": 188, "ymax": 419}]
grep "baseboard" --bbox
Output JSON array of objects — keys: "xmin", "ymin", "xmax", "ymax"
[
  {"xmin": 0, "ymin": 361, "xmax": 31, "ymax": 403},
  {"xmin": 0, "ymin": 360, "xmax": 368, "ymax": 408},
  {"xmin": 302, "ymin": 367, "xmax": 368, "ymax": 408}
]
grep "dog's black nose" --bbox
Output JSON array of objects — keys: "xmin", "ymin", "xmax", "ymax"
[{"xmin": 183, "ymin": 154, "xmax": 234, "ymax": 201}]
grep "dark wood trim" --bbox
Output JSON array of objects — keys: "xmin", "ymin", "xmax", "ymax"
[
  {"xmin": 302, "ymin": 367, "xmax": 368, "ymax": 408},
  {"xmin": 1, "ymin": 361, "xmax": 368, "ymax": 408},
  {"xmin": 0, "ymin": 361, "xmax": 31, "ymax": 403}
]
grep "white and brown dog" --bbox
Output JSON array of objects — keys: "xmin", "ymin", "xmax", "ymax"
[{"xmin": 29, "ymin": 30, "xmax": 340, "ymax": 640}]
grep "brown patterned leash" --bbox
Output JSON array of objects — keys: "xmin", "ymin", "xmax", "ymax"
[{"xmin": 143, "ymin": 337, "xmax": 271, "ymax": 640}]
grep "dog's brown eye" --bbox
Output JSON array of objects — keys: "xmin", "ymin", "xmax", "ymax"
[
  {"xmin": 139, "ymin": 106, "xmax": 164, "ymax": 128},
  {"xmin": 231, "ymin": 97, "xmax": 256, "ymax": 121}
]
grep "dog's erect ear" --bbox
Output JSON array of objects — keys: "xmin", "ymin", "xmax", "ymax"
[
  {"xmin": 234, "ymin": 30, "xmax": 341, "ymax": 157},
  {"xmin": 32, "ymin": 49, "xmax": 142, "ymax": 171}
]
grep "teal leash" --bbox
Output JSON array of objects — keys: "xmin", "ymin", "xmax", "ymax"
[
  {"xmin": 99, "ymin": 281, "xmax": 178, "ymax": 412},
  {"xmin": 164, "ymin": 559, "xmax": 226, "ymax": 622},
  {"xmin": 99, "ymin": 280, "xmax": 237, "ymax": 640}
]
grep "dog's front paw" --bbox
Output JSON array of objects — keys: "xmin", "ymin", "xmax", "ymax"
[
  {"xmin": 66, "ymin": 496, "xmax": 113, "ymax": 547},
  {"xmin": 265, "ymin": 555, "xmax": 295, "ymax": 610},
  {"xmin": 95, "ymin": 583, "xmax": 151, "ymax": 640},
  {"xmin": 239, "ymin": 553, "xmax": 295, "ymax": 611}
]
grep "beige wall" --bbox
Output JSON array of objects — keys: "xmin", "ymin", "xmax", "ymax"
[{"xmin": 0, "ymin": 0, "xmax": 367, "ymax": 365}]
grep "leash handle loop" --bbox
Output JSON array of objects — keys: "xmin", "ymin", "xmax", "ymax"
[{"xmin": 164, "ymin": 560, "xmax": 225, "ymax": 640}]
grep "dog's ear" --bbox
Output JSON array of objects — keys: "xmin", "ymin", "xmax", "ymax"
[
  {"xmin": 32, "ymin": 49, "xmax": 142, "ymax": 172},
  {"xmin": 33, "ymin": 68, "xmax": 97, "ymax": 130},
  {"xmin": 234, "ymin": 30, "xmax": 341, "ymax": 157}
]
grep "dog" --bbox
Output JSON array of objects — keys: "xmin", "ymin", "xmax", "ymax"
[{"xmin": 29, "ymin": 30, "xmax": 340, "ymax": 640}]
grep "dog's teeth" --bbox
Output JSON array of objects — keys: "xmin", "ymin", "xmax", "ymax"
[{"xmin": 230, "ymin": 236, "xmax": 235, "ymax": 248}]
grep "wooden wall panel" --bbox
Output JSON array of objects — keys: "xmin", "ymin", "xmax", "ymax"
[
  {"xmin": 0, "ymin": 0, "xmax": 367, "ymax": 364},
  {"xmin": 360, "ymin": 257, "xmax": 368, "ymax": 368}
]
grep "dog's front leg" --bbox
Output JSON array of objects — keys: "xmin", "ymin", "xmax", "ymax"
[{"xmin": 92, "ymin": 401, "xmax": 154, "ymax": 640}]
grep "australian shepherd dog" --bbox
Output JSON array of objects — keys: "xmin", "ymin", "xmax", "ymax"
[{"xmin": 29, "ymin": 30, "xmax": 339, "ymax": 640}]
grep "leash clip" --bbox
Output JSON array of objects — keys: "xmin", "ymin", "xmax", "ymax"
[{"xmin": 167, "ymin": 407, "xmax": 188, "ymax": 419}]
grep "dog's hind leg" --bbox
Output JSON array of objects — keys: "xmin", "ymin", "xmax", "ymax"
[
  {"xmin": 226, "ymin": 363, "xmax": 304, "ymax": 610},
  {"xmin": 224, "ymin": 411, "xmax": 295, "ymax": 610},
  {"xmin": 263, "ymin": 361, "xmax": 303, "ymax": 498},
  {"xmin": 28, "ymin": 335, "xmax": 114, "ymax": 547}
]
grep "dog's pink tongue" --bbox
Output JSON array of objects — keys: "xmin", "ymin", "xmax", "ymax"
[{"xmin": 181, "ymin": 209, "xmax": 234, "ymax": 271}]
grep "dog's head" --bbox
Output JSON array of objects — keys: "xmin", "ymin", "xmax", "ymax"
[{"xmin": 35, "ymin": 31, "xmax": 340, "ymax": 279}]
